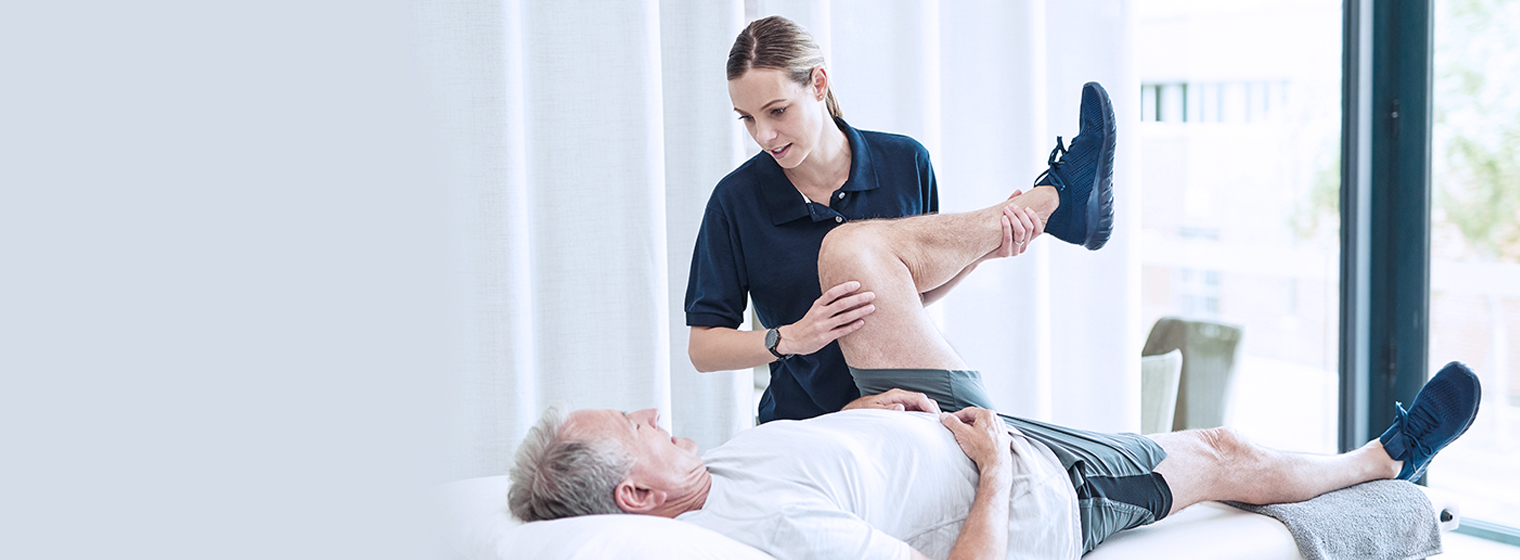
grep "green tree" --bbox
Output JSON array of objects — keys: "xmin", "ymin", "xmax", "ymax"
[{"xmin": 1435, "ymin": 0, "xmax": 1520, "ymax": 263}]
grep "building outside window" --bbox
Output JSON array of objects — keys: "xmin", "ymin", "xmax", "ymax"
[{"xmin": 1136, "ymin": 0, "xmax": 1343, "ymax": 455}]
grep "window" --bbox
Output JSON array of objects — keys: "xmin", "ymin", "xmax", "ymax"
[{"xmin": 1137, "ymin": 0, "xmax": 1342, "ymax": 453}]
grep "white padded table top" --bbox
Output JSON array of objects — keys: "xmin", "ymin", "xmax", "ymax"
[
  {"xmin": 1084, "ymin": 486, "xmax": 1460, "ymax": 559},
  {"xmin": 1085, "ymin": 501, "xmax": 1299, "ymax": 559}
]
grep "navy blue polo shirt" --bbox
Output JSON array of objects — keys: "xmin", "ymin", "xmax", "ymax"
[{"xmin": 684, "ymin": 118, "xmax": 938, "ymax": 423}]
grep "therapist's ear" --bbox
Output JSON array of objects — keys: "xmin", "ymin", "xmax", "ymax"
[
  {"xmin": 614, "ymin": 480, "xmax": 667, "ymax": 514},
  {"xmin": 810, "ymin": 66, "xmax": 829, "ymax": 101}
]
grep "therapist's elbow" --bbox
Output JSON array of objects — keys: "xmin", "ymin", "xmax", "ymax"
[
  {"xmin": 688, "ymin": 345, "xmax": 715, "ymax": 372},
  {"xmin": 690, "ymin": 354, "xmax": 724, "ymax": 373},
  {"xmin": 687, "ymin": 328, "xmax": 722, "ymax": 372},
  {"xmin": 689, "ymin": 351, "xmax": 733, "ymax": 373}
]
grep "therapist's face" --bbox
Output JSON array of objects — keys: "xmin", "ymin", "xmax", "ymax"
[
  {"xmin": 563, "ymin": 408, "xmax": 706, "ymax": 492},
  {"xmin": 729, "ymin": 68, "xmax": 829, "ymax": 169}
]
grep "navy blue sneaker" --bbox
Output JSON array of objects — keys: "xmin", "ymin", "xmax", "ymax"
[
  {"xmin": 1379, "ymin": 361, "xmax": 1482, "ymax": 480},
  {"xmin": 1035, "ymin": 82, "xmax": 1116, "ymax": 251}
]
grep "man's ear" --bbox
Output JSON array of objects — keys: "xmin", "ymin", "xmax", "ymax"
[{"xmin": 614, "ymin": 479, "xmax": 668, "ymax": 514}]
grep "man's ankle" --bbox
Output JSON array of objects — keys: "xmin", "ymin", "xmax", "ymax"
[{"xmin": 1012, "ymin": 186, "xmax": 1060, "ymax": 221}]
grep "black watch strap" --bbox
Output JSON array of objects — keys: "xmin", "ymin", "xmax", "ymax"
[{"xmin": 765, "ymin": 327, "xmax": 789, "ymax": 360}]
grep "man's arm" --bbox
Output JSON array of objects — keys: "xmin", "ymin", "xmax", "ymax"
[{"xmin": 912, "ymin": 407, "xmax": 1013, "ymax": 560}]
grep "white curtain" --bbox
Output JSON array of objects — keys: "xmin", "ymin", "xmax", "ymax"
[{"xmin": 420, "ymin": 0, "xmax": 1142, "ymax": 481}]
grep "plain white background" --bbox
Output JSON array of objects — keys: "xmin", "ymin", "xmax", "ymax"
[{"xmin": 2, "ymin": 2, "xmax": 447, "ymax": 558}]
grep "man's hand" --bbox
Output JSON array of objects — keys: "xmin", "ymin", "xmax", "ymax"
[
  {"xmin": 777, "ymin": 281, "xmax": 876, "ymax": 356},
  {"xmin": 843, "ymin": 388, "xmax": 942, "ymax": 413},
  {"xmin": 935, "ymin": 407, "xmax": 1015, "ymax": 560},
  {"xmin": 940, "ymin": 407, "xmax": 1013, "ymax": 477}
]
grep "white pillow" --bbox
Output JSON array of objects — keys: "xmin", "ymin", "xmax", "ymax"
[{"xmin": 439, "ymin": 475, "xmax": 777, "ymax": 560}]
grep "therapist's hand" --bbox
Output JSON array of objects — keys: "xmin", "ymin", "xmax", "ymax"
[
  {"xmin": 843, "ymin": 388, "xmax": 942, "ymax": 414},
  {"xmin": 978, "ymin": 190, "xmax": 1044, "ymax": 262},
  {"xmin": 778, "ymin": 281, "xmax": 876, "ymax": 356}
]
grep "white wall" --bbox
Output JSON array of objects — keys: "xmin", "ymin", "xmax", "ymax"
[{"xmin": 6, "ymin": 2, "xmax": 448, "ymax": 558}]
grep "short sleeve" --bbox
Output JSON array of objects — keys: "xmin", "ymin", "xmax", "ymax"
[
  {"xmin": 919, "ymin": 146, "xmax": 939, "ymax": 214},
  {"xmin": 684, "ymin": 205, "xmax": 747, "ymax": 328}
]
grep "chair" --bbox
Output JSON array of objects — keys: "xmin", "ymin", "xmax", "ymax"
[
  {"xmin": 1140, "ymin": 349, "xmax": 1183, "ymax": 434},
  {"xmin": 1142, "ymin": 317, "xmax": 1244, "ymax": 432}
]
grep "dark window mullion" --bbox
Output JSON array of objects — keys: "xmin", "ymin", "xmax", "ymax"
[{"xmin": 1340, "ymin": 0, "xmax": 1432, "ymax": 454}]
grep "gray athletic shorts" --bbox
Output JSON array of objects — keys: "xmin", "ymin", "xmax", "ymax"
[{"xmin": 852, "ymin": 367, "xmax": 1172, "ymax": 552}]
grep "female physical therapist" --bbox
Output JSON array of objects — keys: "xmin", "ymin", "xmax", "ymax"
[{"xmin": 685, "ymin": 16, "xmax": 1112, "ymax": 423}]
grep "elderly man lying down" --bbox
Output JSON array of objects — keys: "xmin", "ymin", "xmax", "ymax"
[{"xmin": 509, "ymin": 187, "xmax": 1481, "ymax": 559}]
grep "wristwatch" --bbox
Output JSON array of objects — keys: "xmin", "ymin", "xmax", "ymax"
[{"xmin": 765, "ymin": 326, "xmax": 792, "ymax": 360}]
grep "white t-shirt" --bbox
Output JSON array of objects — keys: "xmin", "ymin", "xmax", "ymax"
[{"xmin": 678, "ymin": 409, "xmax": 1081, "ymax": 560}]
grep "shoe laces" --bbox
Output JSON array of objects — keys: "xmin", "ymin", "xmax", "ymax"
[
  {"xmin": 1034, "ymin": 137, "xmax": 1069, "ymax": 191},
  {"xmin": 1391, "ymin": 401, "xmax": 1435, "ymax": 459}
]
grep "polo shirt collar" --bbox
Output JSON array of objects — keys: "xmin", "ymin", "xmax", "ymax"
[{"xmin": 763, "ymin": 118, "xmax": 881, "ymax": 226}]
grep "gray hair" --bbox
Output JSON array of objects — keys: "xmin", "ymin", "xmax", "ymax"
[{"xmin": 507, "ymin": 406, "xmax": 634, "ymax": 522}]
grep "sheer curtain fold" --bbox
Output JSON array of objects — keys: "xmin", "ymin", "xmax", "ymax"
[
  {"xmin": 431, "ymin": 0, "xmax": 1139, "ymax": 480},
  {"xmin": 937, "ymin": 0, "xmax": 1056, "ymax": 423},
  {"xmin": 517, "ymin": 0, "xmax": 671, "ymax": 412},
  {"xmin": 1042, "ymin": 0, "xmax": 1142, "ymax": 433},
  {"xmin": 660, "ymin": 0, "xmax": 753, "ymax": 453}
]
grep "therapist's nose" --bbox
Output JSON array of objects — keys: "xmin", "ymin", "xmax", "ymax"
[{"xmin": 754, "ymin": 121, "xmax": 777, "ymax": 145}]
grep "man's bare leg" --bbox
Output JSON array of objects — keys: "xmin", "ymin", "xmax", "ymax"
[
  {"xmin": 1148, "ymin": 428, "xmax": 1401, "ymax": 515},
  {"xmin": 1152, "ymin": 360, "xmax": 1478, "ymax": 513},
  {"xmin": 816, "ymin": 187, "xmax": 1057, "ymax": 369}
]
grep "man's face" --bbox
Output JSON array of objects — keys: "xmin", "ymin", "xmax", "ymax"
[{"xmin": 563, "ymin": 408, "xmax": 706, "ymax": 493}]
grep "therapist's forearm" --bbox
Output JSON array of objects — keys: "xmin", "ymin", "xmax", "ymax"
[
  {"xmin": 943, "ymin": 466, "xmax": 1012, "ymax": 560},
  {"xmin": 688, "ymin": 326, "xmax": 777, "ymax": 372}
]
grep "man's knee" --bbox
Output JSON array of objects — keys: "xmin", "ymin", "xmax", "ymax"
[
  {"xmin": 818, "ymin": 221, "xmax": 891, "ymax": 275},
  {"xmin": 1192, "ymin": 426, "xmax": 1258, "ymax": 465}
]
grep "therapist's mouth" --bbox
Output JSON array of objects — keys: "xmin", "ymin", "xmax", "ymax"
[{"xmin": 769, "ymin": 144, "xmax": 791, "ymax": 159}]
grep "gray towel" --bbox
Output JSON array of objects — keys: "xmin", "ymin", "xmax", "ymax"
[{"xmin": 1226, "ymin": 480, "xmax": 1442, "ymax": 560}]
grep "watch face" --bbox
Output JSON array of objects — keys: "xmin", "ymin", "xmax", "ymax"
[{"xmin": 765, "ymin": 327, "xmax": 779, "ymax": 349}]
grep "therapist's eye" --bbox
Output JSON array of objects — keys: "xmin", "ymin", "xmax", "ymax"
[{"xmin": 771, "ymin": 107, "xmax": 786, "ymax": 116}]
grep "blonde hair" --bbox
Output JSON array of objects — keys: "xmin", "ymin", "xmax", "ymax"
[
  {"xmin": 507, "ymin": 406, "xmax": 633, "ymax": 522},
  {"xmin": 727, "ymin": 15, "xmax": 843, "ymax": 119}
]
